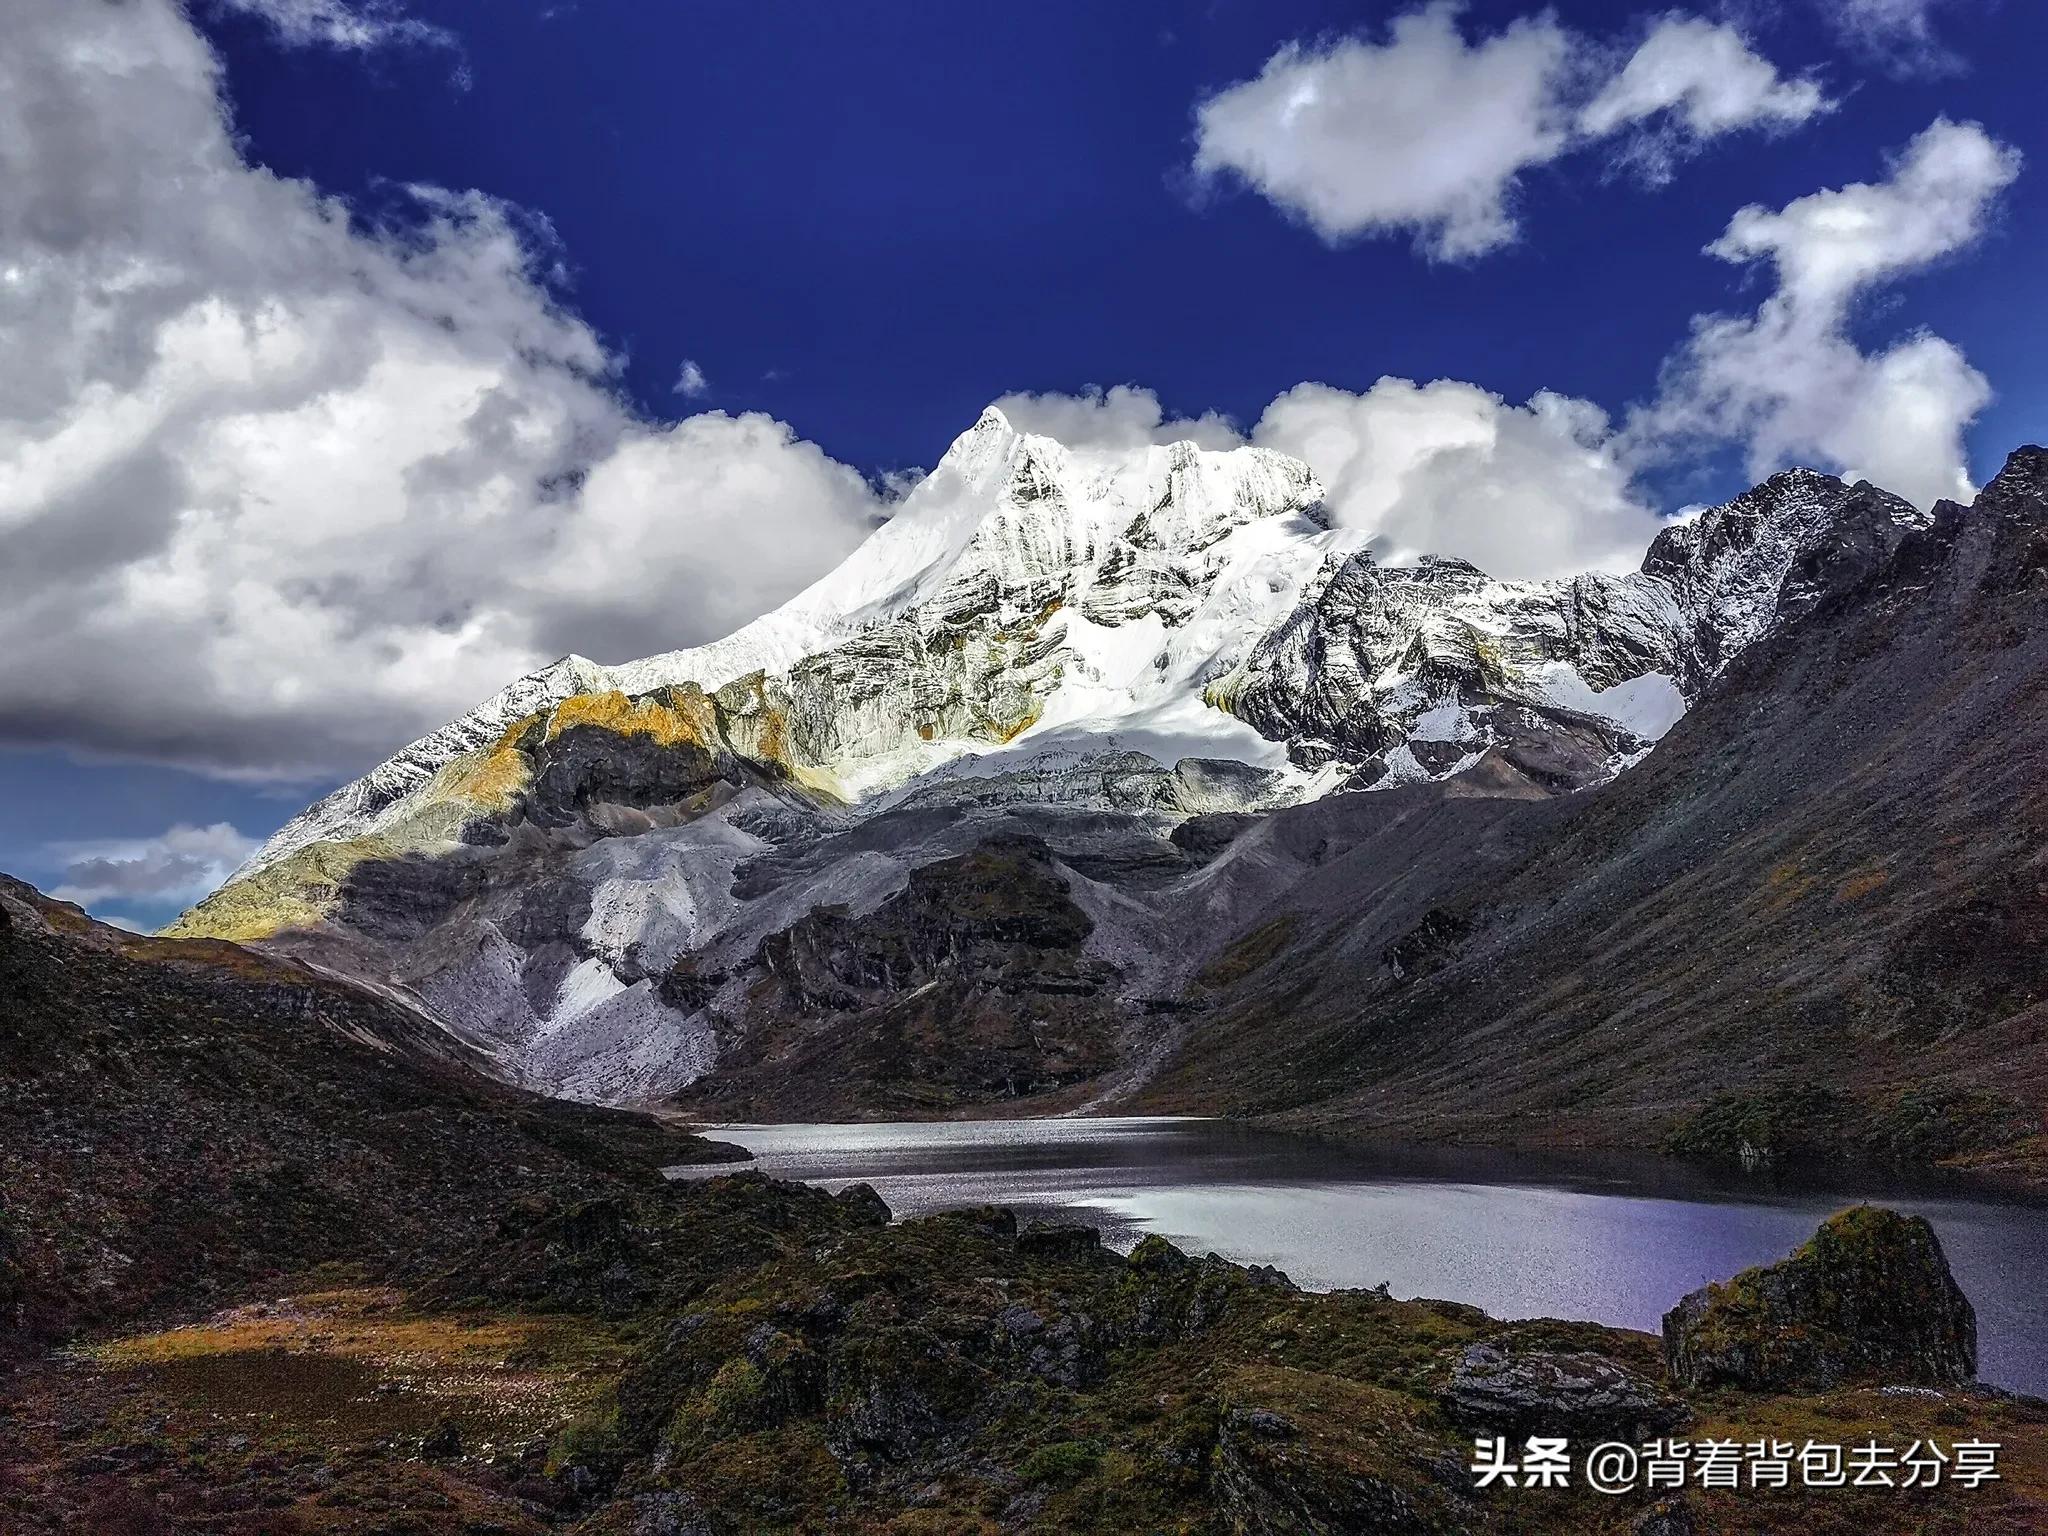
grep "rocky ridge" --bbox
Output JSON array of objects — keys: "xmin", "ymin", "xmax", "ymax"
[
  {"xmin": 0, "ymin": 873, "xmax": 737, "ymax": 1345},
  {"xmin": 1142, "ymin": 446, "xmax": 2048, "ymax": 1173}
]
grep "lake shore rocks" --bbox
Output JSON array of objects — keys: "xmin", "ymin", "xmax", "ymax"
[{"xmin": 1662, "ymin": 1204, "xmax": 1977, "ymax": 1391}]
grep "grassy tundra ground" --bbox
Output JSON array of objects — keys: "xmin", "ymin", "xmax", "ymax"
[{"xmin": 5, "ymin": 1175, "xmax": 2046, "ymax": 1535}]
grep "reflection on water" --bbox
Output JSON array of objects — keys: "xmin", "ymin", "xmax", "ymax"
[{"xmin": 673, "ymin": 1115, "xmax": 2048, "ymax": 1396}]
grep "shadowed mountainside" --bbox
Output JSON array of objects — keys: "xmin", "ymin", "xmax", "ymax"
[
  {"xmin": 0, "ymin": 875, "xmax": 740, "ymax": 1348},
  {"xmin": 1141, "ymin": 448, "xmax": 2048, "ymax": 1174}
]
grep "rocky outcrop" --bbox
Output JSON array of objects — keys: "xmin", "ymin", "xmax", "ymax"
[
  {"xmin": 1641, "ymin": 468, "xmax": 1926, "ymax": 686},
  {"xmin": 1212, "ymin": 1392, "xmax": 1450, "ymax": 1536},
  {"xmin": 755, "ymin": 833, "xmax": 1104, "ymax": 1008},
  {"xmin": 1662, "ymin": 1206, "xmax": 1977, "ymax": 1391},
  {"xmin": 1217, "ymin": 549, "xmax": 1686, "ymax": 776},
  {"xmin": 674, "ymin": 832, "xmax": 1123, "ymax": 1117},
  {"xmin": 1443, "ymin": 1342, "xmax": 1688, "ymax": 1440}
]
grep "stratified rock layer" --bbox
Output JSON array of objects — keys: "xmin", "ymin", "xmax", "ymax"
[{"xmin": 1443, "ymin": 1342, "xmax": 1689, "ymax": 1440}]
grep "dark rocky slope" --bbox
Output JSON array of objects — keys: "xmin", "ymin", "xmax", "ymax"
[
  {"xmin": 0, "ymin": 874, "xmax": 739, "ymax": 1349},
  {"xmin": 674, "ymin": 832, "xmax": 1123, "ymax": 1119},
  {"xmin": 1143, "ymin": 448, "xmax": 2048, "ymax": 1172}
]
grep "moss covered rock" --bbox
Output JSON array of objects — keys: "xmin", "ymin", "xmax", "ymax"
[{"xmin": 1662, "ymin": 1205, "xmax": 1975, "ymax": 1391}]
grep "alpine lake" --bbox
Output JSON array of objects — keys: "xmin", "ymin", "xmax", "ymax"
[{"xmin": 672, "ymin": 1114, "xmax": 2048, "ymax": 1396}]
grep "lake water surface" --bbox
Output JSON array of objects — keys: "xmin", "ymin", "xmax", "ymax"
[{"xmin": 675, "ymin": 1115, "xmax": 2048, "ymax": 1396}]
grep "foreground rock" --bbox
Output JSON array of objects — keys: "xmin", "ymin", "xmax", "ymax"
[
  {"xmin": 1663, "ymin": 1205, "xmax": 1977, "ymax": 1391},
  {"xmin": 1444, "ymin": 1341, "xmax": 1689, "ymax": 1440}
]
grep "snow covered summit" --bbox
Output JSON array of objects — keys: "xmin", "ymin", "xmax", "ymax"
[{"xmin": 230, "ymin": 407, "xmax": 1901, "ymax": 886}]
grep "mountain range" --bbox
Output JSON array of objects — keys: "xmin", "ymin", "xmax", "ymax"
[{"xmin": 168, "ymin": 413, "xmax": 2048, "ymax": 1171}]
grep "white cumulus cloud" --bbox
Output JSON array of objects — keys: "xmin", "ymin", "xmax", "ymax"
[
  {"xmin": 1628, "ymin": 118, "xmax": 2022, "ymax": 508},
  {"xmin": 1191, "ymin": 4, "xmax": 1829, "ymax": 258},
  {"xmin": 0, "ymin": 0, "xmax": 883, "ymax": 783},
  {"xmin": 1254, "ymin": 378, "xmax": 1658, "ymax": 579},
  {"xmin": 1582, "ymin": 14, "xmax": 1832, "ymax": 182},
  {"xmin": 1192, "ymin": 4, "xmax": 1580, "ymax": 260},
  {"xmin": 674, "ymin": 359, "xmax": 710, "ymax": 398}
]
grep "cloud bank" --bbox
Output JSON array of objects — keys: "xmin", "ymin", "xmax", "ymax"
[
  {"xmin": 0, "ymin": 0, "xmax": 882, "ymax": 782},
  {"xmin": 1254, "ymin": 379, "xmax": 1657, "ymax": 577}
]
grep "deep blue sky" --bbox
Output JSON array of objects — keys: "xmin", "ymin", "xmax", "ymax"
[
  {"xmin": 6, "ymin": 0, "xmax": 2044, "ymax": 922},
  {"xmin": 201, "ymin": 0, "xmax": 2048, "ymax": 481}
]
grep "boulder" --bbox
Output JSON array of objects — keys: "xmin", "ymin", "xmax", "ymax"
[
  {"xmin": 1442, "ymin": 1343, "xmax": 1688, "ymax": 1441},
  {"xmin": 419, "ymin": 1415, "xmax": 463, "ymax": 1459},
  {"xmin": 832, "ymin": 1182, "xmax": 891, "ymax": 1227},
  {"xmin": 1662, "ymin": 1205, "xmax": 1975, "ymax": 1391}
]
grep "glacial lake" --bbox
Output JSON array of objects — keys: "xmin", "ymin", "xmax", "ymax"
[{"xmin": 673, "ymin": 1115, "xmax": 2048, "ymax": 1397}]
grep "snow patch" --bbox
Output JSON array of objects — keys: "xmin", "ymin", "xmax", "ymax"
[{"xmin": 1530, "ymin": 665, "xmax": 1687, "ymax": 741}]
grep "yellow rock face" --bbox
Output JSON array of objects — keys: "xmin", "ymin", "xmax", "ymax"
[
  {"xmin": 433, "ymin": 729, "xmax": 539, "ymax": 814},
  {"xmin": 983, "ymin": 702, "xmax": 1044, "ymax": 744},
  {"xmin": 166, "ymin": 728, "xmax": 545, "ymax": 942},
  {"xmin": 167, "ymin": 684, "xmax": 844, "ymax": 942},
  {"xmin": 163, "ymin": 836, "xmax": 396, "ymax": 942},
  {"xmin": 542, "ymin": 688, "xmax": 720, "ymax": 752}
]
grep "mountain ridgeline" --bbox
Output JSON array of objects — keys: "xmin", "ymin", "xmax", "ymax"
[{"xmin": 170, "ymin": 415, "xmax": 2048, "ymax": 1173}]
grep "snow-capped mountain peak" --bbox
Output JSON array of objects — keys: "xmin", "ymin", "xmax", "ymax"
[
  {"xmin": 214, "ymin": 413, "xmax": 1903, "ymax": 915},
  {"xmin": 180, "ymin": 410, "xmax": 1944, "ymax": 1105}
]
